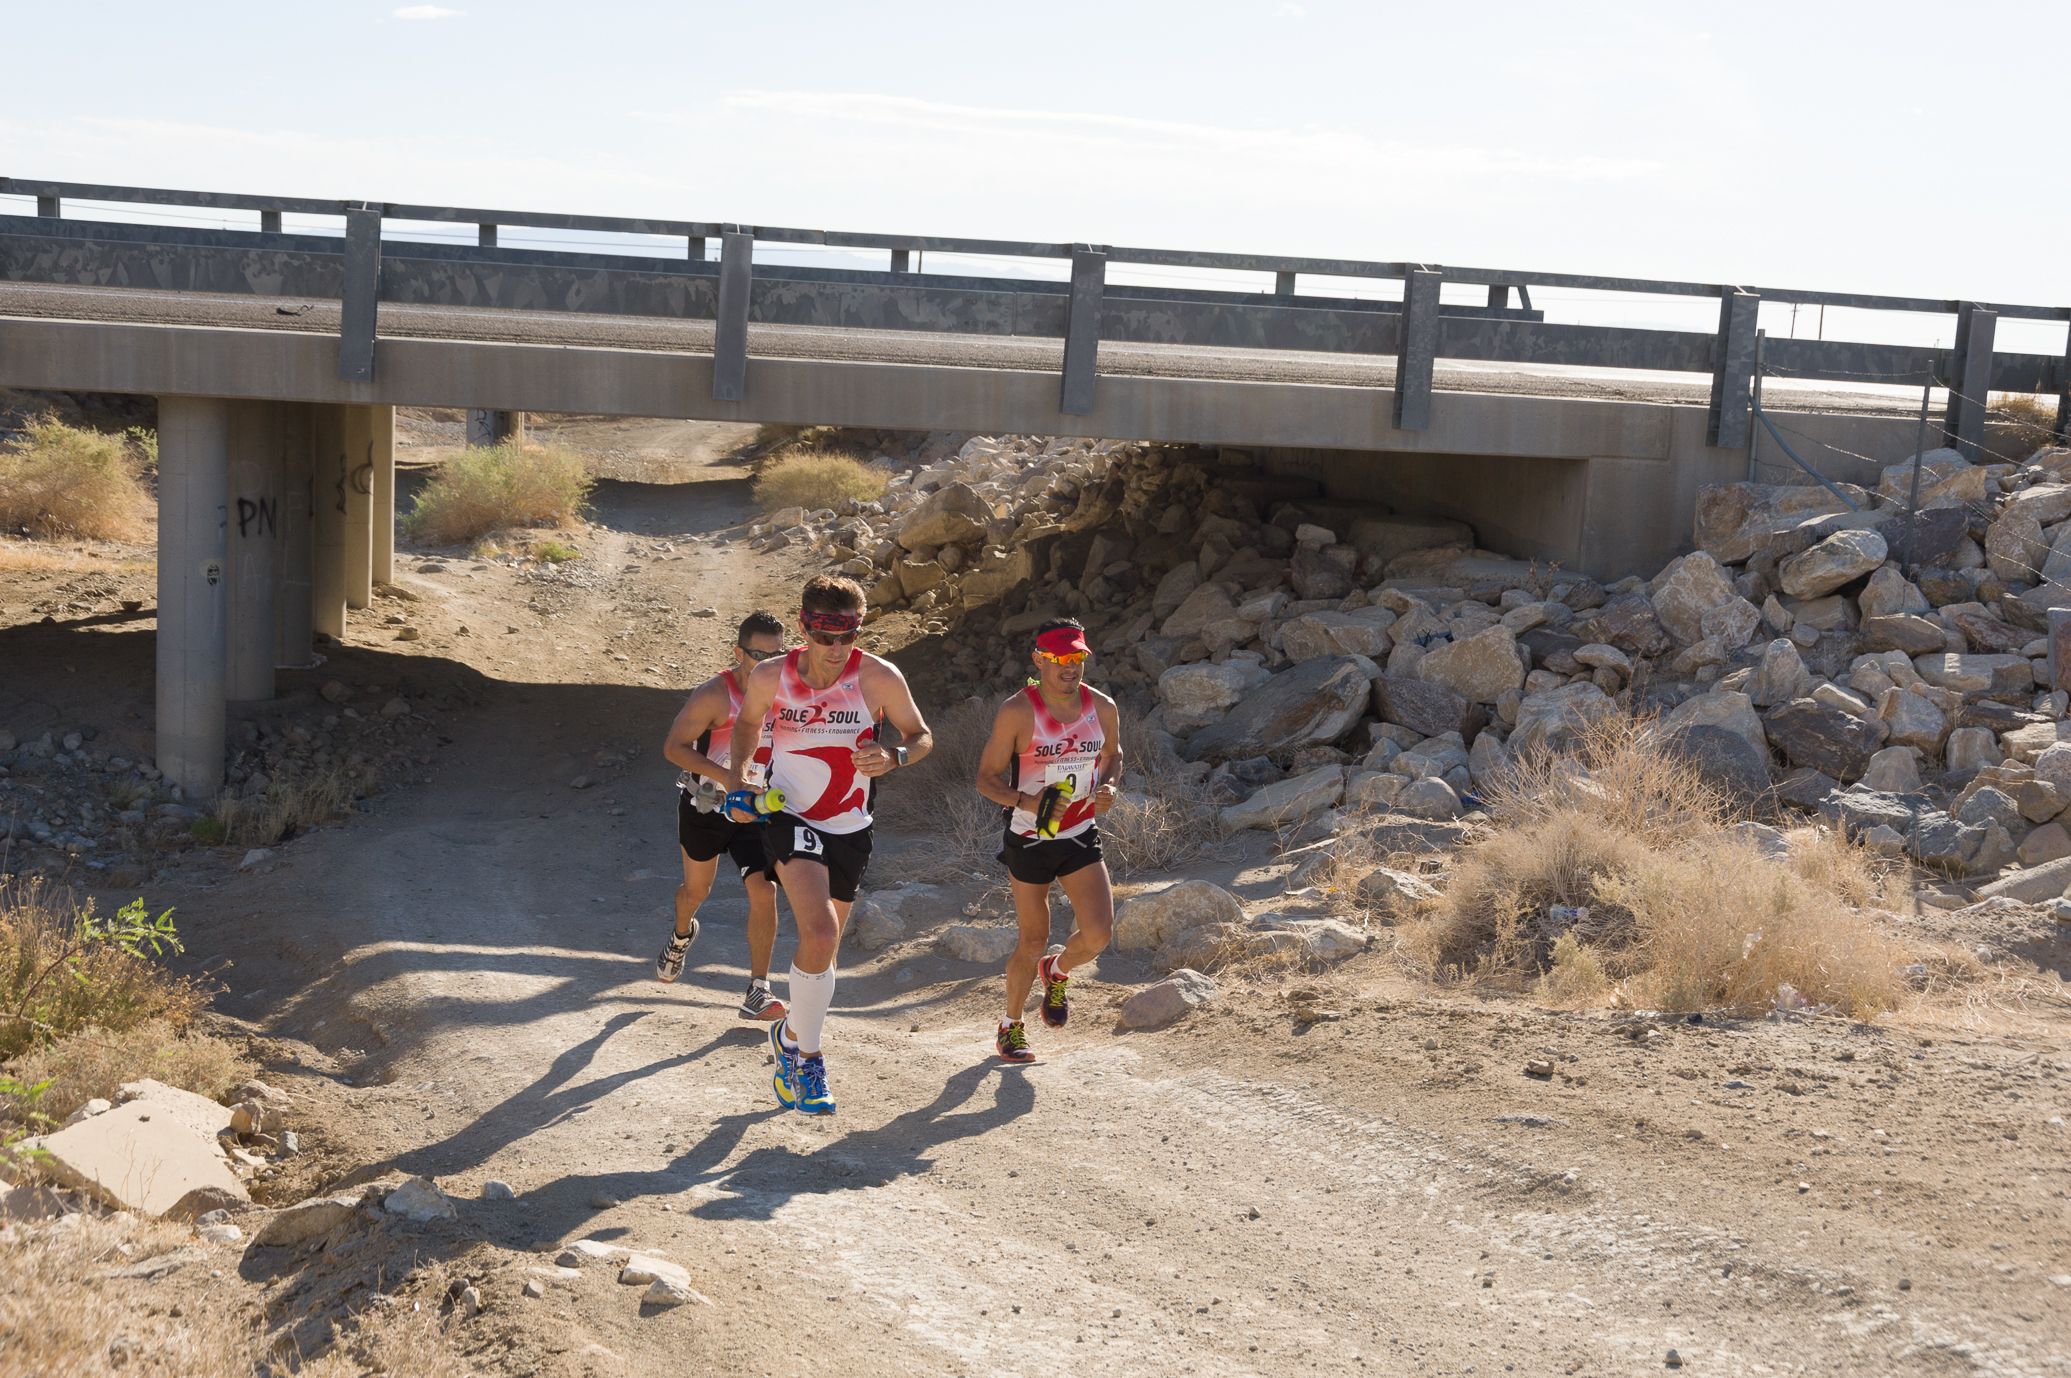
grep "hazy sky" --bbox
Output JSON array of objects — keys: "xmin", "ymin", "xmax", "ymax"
[{"xmin": 5, "ymin": 1, "xmax": 2065, "ymax": 353}]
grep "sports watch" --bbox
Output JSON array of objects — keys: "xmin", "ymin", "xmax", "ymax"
[{"xmin": 894, "ymin": 746, "xmax": 909, "ymax": 768}]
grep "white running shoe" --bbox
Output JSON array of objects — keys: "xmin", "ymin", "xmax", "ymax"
[{"xmin": 654, "ymin": 920, "xmax": 699, "ymax": 983}]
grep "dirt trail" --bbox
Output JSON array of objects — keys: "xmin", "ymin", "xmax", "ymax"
[{"xmin": 10, "ymin": 424, "xmax": 2070, "ymax": 1377}]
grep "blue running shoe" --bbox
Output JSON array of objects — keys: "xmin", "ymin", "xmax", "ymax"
[
  {"xmin": 769, "ymin": 1019, "xmax": 800, "ymax": 1111},
  {"xmin": 796, "ymin": 1054, "xmax": 836, "ymax": 1116}
]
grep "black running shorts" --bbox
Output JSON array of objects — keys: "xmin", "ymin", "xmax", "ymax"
[
  {"xmin": 677, "ymin": 793, "xmax": 772, "ymax": 881},
  {"xmin": 763, "ymin": 813, "xmax": 873, "ymax": 903},
  {"xmin": 998, "ymin": 824, "xmax": 1104, "ymax": 887}
]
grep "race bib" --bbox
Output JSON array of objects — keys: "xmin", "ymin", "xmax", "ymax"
[
  {"xmin": 1044, "ymin": 760, "xmax": 1090, "ymax": 798},
  {"xmin": 794, "ymin": 826, "xmax": 824, "ymax": 857}
]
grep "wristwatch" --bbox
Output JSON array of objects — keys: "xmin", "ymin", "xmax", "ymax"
[{"xmin": 894, "ymin": 746, "xmax": 909, "ymax": 768}]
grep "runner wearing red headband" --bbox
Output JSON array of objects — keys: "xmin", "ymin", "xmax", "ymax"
[
  {"xmin": 973, "ymin": 617, "xmax": 1120, "ymax": 1062},
  {"xmin": 725, "ymin": 573, "xmax": 933, "ymax": 1114}
]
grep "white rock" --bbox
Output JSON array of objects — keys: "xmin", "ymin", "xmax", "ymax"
[
  {"xmin": 1571, "ymin": 643, "xmax": 1631, "ymax": 674},
  {"xmin": 645, "ymin": 1276, "xmax": 711, "ymax": 1307},
  {"xmin": 1394, "ymin": 777, "xmax": 1463, "ymax": 819},
  {"xmin": 620, "ymin": 1254, "xmax": 692, "ymax": 1287},
  {"xmin": 1113, "ymin": 880, "xmax": 1244, "ymax": 951},
  {"xmin": 1945, "ymin": 727, "xmax": 2003, "ymax": 774},
  {"xmin": 1858, "ymin": 747, "xmax": 1922, "ymax": 794},
  {"xmin": 384, "ymin": 1177, "xmax": 457, "ymax": 1223},
  {"xmin": 1218, "ymin": 767, "xmax": 1346, "ymax": 831},
  {"xmin": 1344, "ymin": 771, "xmax": 1408, "ymax": 810},
  {"xmin": 1415, "ymin": 624, "xmax": 1526, "ymax": 704},
  {"xmin": 939, "ymin": 926, "xmax": 1020, "ymax": 964},
  {"xmin": 1157, "ymin": 660, "xmax": 1273, "ymax": 714},
  {"xmin": 2034, "ymin": 742, "xmax": 2071, "ymax": 795},
  {"xmin": 482, "ymin": 1180, "xmax": 518, "ymax": 1201},
  {"xmin": 1118, "ymin": 970, "xmax": 1219, "ymax": 1028}
]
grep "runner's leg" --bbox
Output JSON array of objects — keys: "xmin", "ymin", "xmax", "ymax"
[
  {"xmin": 1053, "ymin": 858, "xmax": 1115, "ymax": 973},
  {"xmin": 675, "ymin": 850, "xmax": 719, "ymax": 937},
  {"xmin": 775, "ymin": 857, "xmax": 852, "ymax": 1056},
  {"xmin": 743, "ymin": 870, "xmax": 780, "ymax": 980},
  {"xmin": 1003, "ymin": 876, "xmax": 1054, "ymax": 1024}
]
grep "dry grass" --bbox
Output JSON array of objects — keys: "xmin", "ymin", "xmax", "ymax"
[
  {"xmin": 1991, "ymin": 392, "xmax": 2065, "ymax": 462},
  {"xmin": 1102, "ymin": 707, "xmax": 1217, "ymax": 878},
  {"xmin": 0, "ymin": 1211, "xmax": 472, "ymax": 1376},
  {"xmin": 0, "ymin": 415, "xmax": 154, "ymax": 541},
  {"xmin": 211, "ymin": 769, "xmax": 357, "ymax": 849},
  {"xmin": 752, "ymin": 449, "xmax": 885, "ymax": 515},
  {"xmin": 401, "ymin": 441, "xmax": 592, "ymax": 544},
  {"xmin": 0, "ymin": 539, "xmax": 153, "ymax": 574},
  {"xmin": 0, "ymin": 880, "xmax": 210, "ymax": 1063},
  {"xmin": 3, "ymin": 1020, "xmax": 248, "ymax": 1129},
  {"xmin": 1396, "ymin": 717, "xmax": 1913, "ymax": 1019}
]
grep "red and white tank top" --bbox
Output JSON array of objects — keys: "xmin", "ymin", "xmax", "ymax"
[
  {"xmin": 766, "ymin": 649, "xmax": 876, "ymax": 835},
  {"xmin": 1008, "ymin": 685, "xmax": 1103, "ymax": 841},
  {"xmin": 693, "ymin": 670, "xmax": 769, "ymax": 786}
]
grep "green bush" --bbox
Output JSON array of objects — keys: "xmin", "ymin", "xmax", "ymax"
[
  {"xmin": 402, "ymin": 442, "xmax": 593, "ymax": 544},
  {"xmin": 0, "ymin": 882, "xmax": 204, "ymax": 1062}
]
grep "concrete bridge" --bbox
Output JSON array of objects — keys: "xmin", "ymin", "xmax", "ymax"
[{"xmin": 4, "ymin": 177, "xmax": 2068, "ymax": 797}]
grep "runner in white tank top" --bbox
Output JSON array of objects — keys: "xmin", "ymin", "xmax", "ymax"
[
  {"xmin": 657, "ymin": 613, "xmax": 789, "ymax": 1021},
  {"xmin": 726, "ymin": 576, "xmax": 935, "ymax": 1116},
  {"xmin": 975, "ymin": 620, "xmax": 1122, "ymax": 1062}
]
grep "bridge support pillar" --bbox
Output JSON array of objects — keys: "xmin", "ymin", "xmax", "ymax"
[
  {"xmin": 276, "ymin": 403, "xmax": 315, "ymax": 667},
  {"xmin": 370, "ymin": 405, "xmax": 395, "ymax": 585},
  {"xmin": 224, "ymin": 401, "xmax": 281, "ymax": 701},
  {"xmin": 312, "ymin": 405, "xmax": 348, "ymax": 640},
  {"xmin": 466, "ymin": 409, "xmax": 524, "ymax": 448},
  {"xmin": 155, "ymin": 396, "xmax": 230, "ymax": 801},
  {"xmin": 342, "ymin": 406, "xmax": 378, "ymax": 608}
]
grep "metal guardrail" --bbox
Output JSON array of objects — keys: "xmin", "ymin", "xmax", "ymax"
[{"xmin": 3, "ymin": 176, "xmax": 2068, "ymax": 454}]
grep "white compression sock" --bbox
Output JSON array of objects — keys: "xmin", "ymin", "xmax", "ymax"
[{"xmin": 785, "ymin": 962, "xmax": 836, "ymax": 1055}]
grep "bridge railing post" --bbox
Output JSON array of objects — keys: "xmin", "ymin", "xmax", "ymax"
[
  {"xmin": 1393, "ymin": 268, "xmax": 1441, "ymax": 431},
  {"xmin": 1061, "ymin": 246, "xmax": 1106, "ymax": 416},
  {"xmin": 339, "ymin": 203, "xmax": 382, "ymax": 383},
  {"xmin": 1706, "ymin": 289, "xmax": 1761, "ymax": 449},
  {"xmin": 1944, "ymin": 302, "xmax": 1998, "ymax": 461},
  {"xmin": 713, "ymin": 227, "xmax": 753, "ymax": 402}
]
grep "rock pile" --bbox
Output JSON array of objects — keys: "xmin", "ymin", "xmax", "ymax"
[{"xmin": 759, "ymin": 433, "xmax": 2071, "ymax": 889}]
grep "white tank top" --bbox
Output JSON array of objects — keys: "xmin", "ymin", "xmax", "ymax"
[
  {"xmin": 767, "ymin": 648, "xmax": 876, "ymax": 835},
  {"xmin": 1008, "ymin": 685, "xmax": 1102, "ymax": 840},
  {"xmin": 691, "ymin": 670, "xmax": 769, "ymax": 787}
]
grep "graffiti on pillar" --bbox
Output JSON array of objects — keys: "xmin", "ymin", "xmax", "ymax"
[
  {"xmin": 236, "ymin": 496, "xmax": 278, "ymax": 538},
  {"xmin": 350, "ymin": 442, "xmax": 374, "ymax": 497},
  {"xmin": 201, "ymin": 559, "xmax": 222, "ymax": 586},
  {"xmin": 333, "ymin": 453, "xmax": 349, "ymax": 515}
]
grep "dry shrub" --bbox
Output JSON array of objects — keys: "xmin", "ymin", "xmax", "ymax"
[
  {"xmin": 0, "ymin": 539, "xmax": 154, "ymax": 573},
  {"xmin": 3, "ymin": 1020, "xmax": 248, "ymax": 1129},
  {"xmin": 1404, "ymin": 716, "xmax": 1909, "ymax": 1018},
  {"xmin": 212, "ymin": 768, "xmax": 356, "ymax": 849},
  {"xmin": 1101, "ymin": 705, "xmax": 1217, "ymax": 878},
  {"xmin": 751, "ymin": 449, "xmax": 885, "ymax": 515},
  {"xmin": 401, "ymin": 441, "xmax": 591, "ymax": 544},
  {"xmin": 0, "ymin": 1212, "xmax": 471, "ymax": 1377},
  {"xmin": 1991, "ymin": 392, "xmax": 2064, "ymax": 462},
  {"xmin": 0, "ymin": 415, "xmax": 153, "ymax": 540},
  {"xmin": 0, "ymin": 880, "xmax": 209, "ymax": 1062}
]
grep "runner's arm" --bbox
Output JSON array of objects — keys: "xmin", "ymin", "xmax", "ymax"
[
  {"xmin": 725, "ymin": 659, "xmax": 782, "ymax": 795},
  {"xmin": 661, "ymin": 680, "xmax": 730, "ymax": 782},
  {"xmin": 974, "ymin": 697, "xmax": 1038, "ymax": 813},
  {"xmin": 855, "ymin": 658, "xmax": 932, "ymax": 778},
  {"xmin": 1090, "ymin": 691, "xmax": 1125, "ymax": 814}
]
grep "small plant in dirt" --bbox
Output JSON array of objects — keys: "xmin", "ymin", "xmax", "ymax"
[
  {"xmin": 401, "ymin": 441, "xmax": 592, "ymax": 544},
  {"xmin": 751, "ymin": 449, "xmax": 885, "ymax": 514},
  {"xmin": 189, "ymin": 815, "xmax": 227, "ymax": 844},
  {"xmin": 0, "ymin": 414, "xmax": 155, "ymax": 540},
  {"xmin": 532, "ymin": 536, "xmax": 579, "ymax": 563},
  {"xmin": 210, "ymin": 768, "xmax": 356, "ymax": 848},
  {"xmin": 0, "ymin": 881, "xmax": 205, "ymax": 1062}
]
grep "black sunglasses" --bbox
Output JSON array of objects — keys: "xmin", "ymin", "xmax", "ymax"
[
  {"xmin": 740, "ymin": 646, "xmax": 785, "ymax": 661},
  {"xmin": 807, "ymin": 630, "xmax": 859, "ymax": 647}
]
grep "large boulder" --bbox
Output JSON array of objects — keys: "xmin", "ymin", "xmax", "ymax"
[
  {"xmin": 1572, "ymin": 593, "xmax": 1671, "ymax": 658},
  {"xmin": 1281, "ymin": 609, "xmax": 1396, "ymax": 662},
  {"xmin": 895, "ymin": 482, "xmax": 991, "ymax": 550},
  {"xmin": 1182, "ymin": 656, "xmax": 1373, "ymax": 763},
  {"xmin": 1372, "ymin": 676, "xmax": 1485, "ymax": 742},
  {"xmin": 1858, "ymin": 566, "xmax": 1931, "ymax": 621},
  {"xmin": 1649, "ymin": 552, "xmax": 1738, "ymax": 646},
  {"xmin": 31, "ymin": 1099, "xmax": 249, "ymax": 1219},
  {"xmin": 1218, "ymin": 766, "xmax": 1346, "ymax": 831},
  {"xmin": 1158, "ymin": 661, "xmax": 1274, "ymax": 717},
  {"xmin": 1415, "ymin": 624, "xmax": 1526, "ymax": 704},
  {"xmin": 1765, "ymin": 699, "xmax": 1886, "ymax": 781},
  {"xmin": 1941, "ymin": 602, "xmax": 2030, "ymax": 655},
  {"xmin": 1289, "ymin": 546, "xmax": 1354, "ymax": 601},
  {"xmin": 1749, "ymin": 638, "xmax": 1814, "ymax": 708},
  {"xmin": 1878, "ymin": 688, "xmax": 1949, "ymax": 754},
  {"xmin": 1162, "ymin": 583, "xmax": 1240, "ymax": 638},
  {"xmin": 1655, "ymin": 724, "xmax": 1771, "ymax": 810},
  {"xmin": 1661, "ymin": 690, "xmax": 1767, "ymax": 753},
  {"xmin": 1508, "ymin": 682, "xmax": 1614, "ymax": 755},
  {"xmin": 1152, "ymin": 561, "xmax": 1202, "ymax": 618},
  {"xmin": 959, "ymin": 545, "xmax": 1035, "ymax": 602},
  {"xmin": 1694, "ymin": 481, "xmax": 1872, "ymax": 563},
  {"xmin": 1112, "ymin": 880, "xmax": 1244, "ymax": 952},
  {"xmin": 1912, "ymin": 653, "xmax": 2034, "ymax": 695},
  {"xmin": 1987, "ymin": 511, "xmax": 2050, "ymax": 585},
  {"xmin": 1777, "ymin": 529, "xmax": 1888, "ymax": 599},
  {"xmin": 1862, "ymin": 614, "xmax": 1951, "ymax": 655},
  {"xmin": 1345, "ymin": 515, "xmax": 1475, "ymax": 566},
  {"xmin": 1876, "ymin": 448, "xmax": 1981, "ymax": 509}
]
